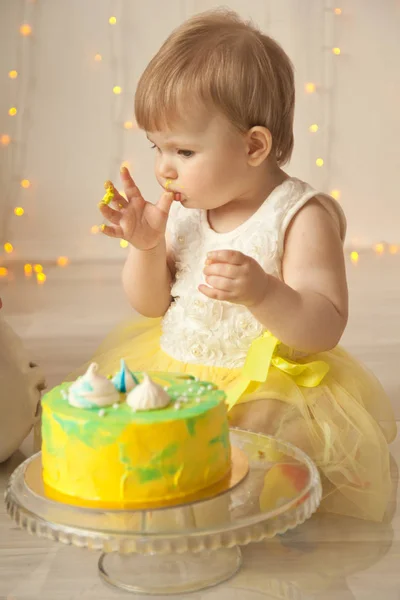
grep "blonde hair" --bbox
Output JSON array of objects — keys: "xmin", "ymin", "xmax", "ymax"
[{"xmin": 135, "ymin": 9, "xmax": 295, "ymax": 165}]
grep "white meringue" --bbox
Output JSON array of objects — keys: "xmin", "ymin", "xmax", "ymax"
[
  {"xmin": 68, "ymin": 363, "xmax": 120, "ymax": 409},
  {"xmin": 127, "ymin": 373, "xmax": 171, "ymax": 411}
]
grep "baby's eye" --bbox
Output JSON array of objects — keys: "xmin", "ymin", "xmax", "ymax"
[{"xmin": 178, "ymin": 149, "xmax": 194, "ymax": 158}]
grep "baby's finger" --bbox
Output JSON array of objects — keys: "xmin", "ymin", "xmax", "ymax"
[
  {"xmin": 98, "ymin": 202, "xmax": 122, "ymax": 225},
  {"xmin": 100, "ymin": 224, "xmax": 124, "ymax": 238},
  {"xmin": 156, "ymin": 191, "xmax": 174, "ymax": 217},
  {"xmin": 110, "ymin": 188, "xmax": 129, "ymax": 209},
  {"xmin": 204, "ymin": 275, "xmax": 237, "ymax": 292},
  {"xmin": 206, "ymin": 250, "xmax": 246, "ymax": 265},
  {"xmin": 198, "ymin": 284, "xmax": 234, "ymax": 302},
  {"xmin": 102, "ymin": 180, "xmax": 129, "ymax": 209},
  {"xmin": 101, "ymin": 181, "xmax": 115, "ymax": 205},
  {"xmin": 203, "ymin": 262, "xmax": 239, "ymax": 279},
  {"xmin": 120, "ymin": 166, "xmax": 143, "ymax": 203}
]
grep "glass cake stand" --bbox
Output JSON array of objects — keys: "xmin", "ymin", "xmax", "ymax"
[{"xmin": 5, "ymin": 429, "xmax": 322, "ymax": 595}]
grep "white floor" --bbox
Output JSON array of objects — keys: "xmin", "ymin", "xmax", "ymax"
[{"xmin": 0, "ymin": 252, "xmax": 399, "ymax": 599}]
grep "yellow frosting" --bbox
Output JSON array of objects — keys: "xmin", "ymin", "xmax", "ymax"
[
  {"xmin": 41, "ymin": 373, "xmax": 231, "ymax": 507},
  {"xmin": 101, "ymin": 180, "xmax": 115, "ymax": 205}
]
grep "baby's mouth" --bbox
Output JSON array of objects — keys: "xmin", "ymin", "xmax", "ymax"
[{"xmin": 164, "ymin": 181, "xmax": 185, "ymax": 202}]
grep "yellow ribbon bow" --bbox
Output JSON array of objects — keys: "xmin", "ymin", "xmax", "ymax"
[{"xmin": 226, "ymin": 331, "xmax": 330, "ymax": 409}]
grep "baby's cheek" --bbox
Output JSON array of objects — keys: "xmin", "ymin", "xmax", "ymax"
[{"xmin": 189, "ymin": 168, "xmax": 213, "ymax": 190}]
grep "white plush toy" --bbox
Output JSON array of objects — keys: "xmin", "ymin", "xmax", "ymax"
[{"xmin": 0, "ymin": 304, "xmax": 45, "ymax": 462}]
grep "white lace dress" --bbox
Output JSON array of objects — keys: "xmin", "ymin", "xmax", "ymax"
[{"xmin": 161, "ymin": 177, "xmax": 346, "ymax": 368}]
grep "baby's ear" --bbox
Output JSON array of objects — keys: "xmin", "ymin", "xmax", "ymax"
[{"xmin": 246, "ymin": 126, "xmax": 272, "ymax": 166}]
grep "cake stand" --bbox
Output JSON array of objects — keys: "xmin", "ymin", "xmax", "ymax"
[{"xmin": 5, "ymin": 429, "xmax": 322, "ymax": 596}]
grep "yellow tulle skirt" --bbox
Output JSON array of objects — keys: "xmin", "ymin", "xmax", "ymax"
[{"xmin": 72, "ymin": 317, "xmax": 397, "ymax": 523}]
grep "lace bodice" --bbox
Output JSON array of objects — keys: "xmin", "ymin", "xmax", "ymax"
[{"xmin": 160, "ymin": 178, "xmax": 346, "ymax": 369}]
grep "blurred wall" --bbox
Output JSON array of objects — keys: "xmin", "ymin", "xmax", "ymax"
[{"xmin": 1, "ymin": 0, "xmax": 399, "ymax": 261}]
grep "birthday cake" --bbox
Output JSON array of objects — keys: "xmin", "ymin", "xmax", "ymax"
[{"xmin": 41, "ymin": 362, "xmax": 231, "ymax": 507}]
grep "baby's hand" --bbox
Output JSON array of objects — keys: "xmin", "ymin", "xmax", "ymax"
[
  {"xmin": 199, "ymin": 250, "xmax": 269, "ymax": 307},
  {"xmin": 98, "ymin": 167, "xmax": 174, "ymax": 251}
]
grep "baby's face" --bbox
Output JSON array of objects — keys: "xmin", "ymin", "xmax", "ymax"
[{"xmin": 147, "ymin": 113, "xmax": 251, "ymax": 210}]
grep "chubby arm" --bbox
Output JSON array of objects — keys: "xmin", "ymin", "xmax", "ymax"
[
  {"xmin": 99, "ymin": 167, "xmax": 177, "ymax": 318},
  {"xmin": 201, "ymin": 198, "xmax": 348, "ymax": 353},
  {"xmin": 251, "ymin": 198, "xmax": 348, "ymax": 351},
  {"xmin": 122, "ymin": 238, "xmax": 175, "ymax": 318}
]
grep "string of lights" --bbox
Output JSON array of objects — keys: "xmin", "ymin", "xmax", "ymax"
[
  {"xmin": 305, "ymin": 2, "xmax": 398, "ymax": 265},
  {"xmin": 0, "ymin": 1, "xmax": 136, "ymax": 281},
  {"xmin": 0, "ymin": 0, "xmax": 41, "ymax": 280},
  {"xmin": 0, "ymin": 1, "xmax": 398, "ymax": 284},
  {"xmin": 90, "ymin": 1, "xmax": 134, "ymax": 249}
]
